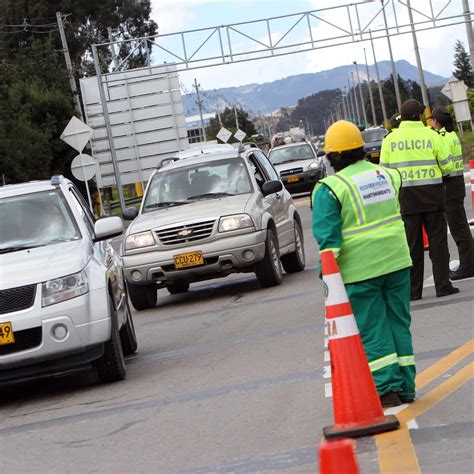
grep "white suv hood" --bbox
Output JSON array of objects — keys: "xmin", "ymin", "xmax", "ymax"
[
  {"xmin": 273, "ymin": 158, "xmax": 318, "ymax": 173},
  {"xmin": 129, "ymin": 194, "xmax": 252, "ymax": 235},
  {"xmin": 0, "ymin": 239, "xmax": 91, "ymax": 290}
]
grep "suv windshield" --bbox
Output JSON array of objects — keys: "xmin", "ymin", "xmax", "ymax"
[
  {"xmin": 143, "ymin": 158, "xmax": 253, "ymax": 212},
  {"xmin": 269, "ymin": 144, "xmax": 315, "ymax": 165},
  {"xmin": 362, "ymin": 129, "xmax": 387, "ymax": 143},
  {"xmin": 0, "ymin": 190, "xmax": 80, "ymax": 253}
]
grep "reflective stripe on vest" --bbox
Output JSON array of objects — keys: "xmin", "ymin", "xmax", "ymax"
[
  {"xmin": 398, "ymin": 355, "xmax": 415, "ymax": 367},
  {"xmin": 449, "ymin": 154, "xmax": 464, "ymax": 176},
  {"xmin": 342, "ymin": 215, "xmax": 402, "ymax": 237},
  {"xmin": 369, "ymin": 352, "xmax": 398, "ymax": 372}
]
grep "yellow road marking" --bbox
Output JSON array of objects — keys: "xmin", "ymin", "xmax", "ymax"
[{"xmin": 374, "ymin": 341, "xmax": 473, "ymax": 473}]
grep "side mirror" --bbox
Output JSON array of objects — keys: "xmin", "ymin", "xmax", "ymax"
[
  {"xmin": 262, "ymin": 180, "xmax": 283, "ymax": 196},
  {"xmin": 94, "ymin": 216, "xmax": 124, "ymax": 242},
  {"xmin": 317, "ymin": 150, "xmax": 325, "ymax": 157},
  {"xmin": 123, "ymin": 207, "xmax": 138, "ymax": 221}
]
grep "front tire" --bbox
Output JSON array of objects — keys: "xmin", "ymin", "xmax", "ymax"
[
  {"xmin": 120, "ymin": 299, "xmax": 138, "ymax": 356},
  {"xmin": 166, "ymin": 280, "xmax": 190, "ymax": 294},
  {"xmin": 281, "ymin": 220, "xmax": 306, "ymax": 273},
  {"xmin": 255, "ymin": 227, "xmax": 283, "ymax": 288},
  {"xmin": 128, "ymin": 281, "xmax": 157, "ymax": 311},
  {"xmin": 93, "ymin": 297, "xmax": 126, "ymax": 383}
]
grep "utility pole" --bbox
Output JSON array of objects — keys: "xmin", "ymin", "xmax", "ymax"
[
  {"xmin": 214, "ymin": 90, "xmax": 222, "ymax": 127},
  {"xmin": 347, "ymin": 79, "xmax": 356, "ymax": 123},
  {"xmin": 354, "ymin": 61, "xmax": 368, "ymax": 127},
  {"xmin": 351, "ymin": 71, "xmax": 361, "ymax": 125},
  {"xmin": 107, "ymin": 27, "xmax": 120, "ymax": 70},
  {"xmin": 406, "ymin": 0, "xmax": 430, "ymax": 113},
  {"xmin": 234, "ymin": 105, "xmax": 239, "ymax": 130},
  {"xmin": 364, "ymin": 48, "xmax": 377, "ymax": 126},
  {"xmin": 193, "ymin": 78, "xmax": 207, "ymax": 143},
  {"xmin": 381, "ymin": 0, "xmax": 402, "ymax": 112},
  {"xmin": 462, "ymin": 0, "xmax": 474, "ymax": 66},
  {"xmin": 370, "ymin": 30, "xmax": 389, "ymax": 129},
  {"xmin": 56, "ymin": 12, "xmax": 84, "ymax": 121},
  {"xmin": 341, "ymin": 89, "xmax": 348, "ymax": 120}
]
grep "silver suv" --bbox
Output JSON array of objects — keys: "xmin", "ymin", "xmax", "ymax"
[
  {"xmin": 268, "ymin": 142, "xmax": 326, "ymax": 193},
  {"xmin": 122, "ymin": 148, "xmax": 305, "ymax": 310},
  {"xmin": 0, "ymin": 176, "xmax": 137, "ymax": 384}
]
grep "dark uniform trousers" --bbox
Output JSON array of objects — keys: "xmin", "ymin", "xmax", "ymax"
[
  {"xmin": 402, "ymin": 210, "xmax": 451, "ymax": 298},
  {"xmin": 446, "ymin": 197, "xmax": 474, "ymax": 273}
]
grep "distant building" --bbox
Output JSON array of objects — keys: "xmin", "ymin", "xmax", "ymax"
[{"xmin": 186, "ymin": 113, "xmax": 215, "ymax": 143}]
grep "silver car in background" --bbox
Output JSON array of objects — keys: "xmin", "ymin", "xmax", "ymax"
[
  {"xmin": 268, "ymin": 142, "xmax": 326, "ymax": 194},
  {"xmin": 122, "ymin": 148, "xmax": 306, "ymax": 311}
]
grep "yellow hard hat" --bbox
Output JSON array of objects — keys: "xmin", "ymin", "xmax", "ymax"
[{"xmin": 324, "ymin": 120, "xmax": 365, "ymax": 153}]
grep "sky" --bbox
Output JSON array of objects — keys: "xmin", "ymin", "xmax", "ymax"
[{"xmin": 149, "ymin": 0, "xmax": 472, "ymax": 92}]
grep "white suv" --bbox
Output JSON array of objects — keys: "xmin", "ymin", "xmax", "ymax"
[{"xmin": 0, "ymin": 176, "xmax": 137, "ymax": 384}]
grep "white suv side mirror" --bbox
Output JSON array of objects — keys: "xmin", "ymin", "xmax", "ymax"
[{"xmin": 94, "ymin": 216, "xmax": 124, "ymax": 242}]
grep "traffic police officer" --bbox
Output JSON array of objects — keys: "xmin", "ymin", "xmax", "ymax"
[
  {"xmin": 312, "ymin": 120, "xmax": 416, "ymax": 407},
  {"xmin": 431, "ymin": 106, "xmax": 473, "ymax": 279},
  {"xmin": 380, "ymin": 99, "xmax": 457, "ymax": 300}
]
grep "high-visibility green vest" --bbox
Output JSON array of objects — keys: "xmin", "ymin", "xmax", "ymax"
[
  {"xmin": 380, "ymin": 121, "xmax": 452, "ymax": 187},
  {"xmin": 439, "ymin": 128, "xmax": 463, "ymax": 177},
  {"xmin": 314, "ymin": 160, "xmax": 412, "ymax": 283}
]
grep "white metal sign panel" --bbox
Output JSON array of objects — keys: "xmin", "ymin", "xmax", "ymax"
[
  {"xmin": 80, "ymin": 63, "xmax": 189, "ymax": 188},
  {"xmin": 60, "ymin": 116, "xmax": 93, "ymax": 153},
  {"xmin": 453, "ymin": 101, "xmax": 472, "ymax": 123},
  {"xmin": 71, "ymin": 153, "xmax": 96, "ymax": 181},
  {"xmin": 216, "ymin": 127, "xmax": 232, "ymax": 143},
  {"xmin": 234, "ymin": 129, "xmax": 246, "ymax": 142}
]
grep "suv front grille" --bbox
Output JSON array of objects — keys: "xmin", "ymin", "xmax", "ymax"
[
  {"xmin": 0, "ymin": 285, "xmax": 37, "ymax": 315},
  {"xmin": 280, "ymin": 167, "xmax": 303, "ymax": 177},
  {"xmin": 155, "ymin": 220, "xmax": 216, "ymax": 245},
  {"xmin": 0, "ymin": 327, "xmax": 42, "ymax": 356}
]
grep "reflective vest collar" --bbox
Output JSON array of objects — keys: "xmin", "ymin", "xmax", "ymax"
[{"xmin": 399, "ymin": 120, "xmax": 425, "ymax": 130}]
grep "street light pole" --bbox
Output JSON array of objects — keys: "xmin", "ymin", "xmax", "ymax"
[
  {"xmin": 364, "ymin": 48, "xmax": 377, "ymax": 126},
  {"xmin": 370, "ymin": 30, "xmax": 389, "ymax": 128},
  {"xmin": 347, "ymin": 79, "xmax": 356, "ymax": 123},
  {"xmin": 351, "ymin": 71, "xmax": 361, "ymax": 125},
  {"xmin": 381, "ymin": 0, "xmax": 402, "ymax": 112},
  {"xmin": 354, "ymin": 61, "xmax": 368, "ymax": 126},
  {"xmin": 462, "ymin": 0, "xmax": 474, "ymax": 66}
]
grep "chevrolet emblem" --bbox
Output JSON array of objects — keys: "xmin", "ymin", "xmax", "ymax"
[{"xmin": 178, "ymin": 228, "xmax": 193, "ymax": 237}]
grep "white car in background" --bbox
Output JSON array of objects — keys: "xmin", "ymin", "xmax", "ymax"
[{"xmin": 0, "ymin": 176, "xmax": 137, "ymax": 384}]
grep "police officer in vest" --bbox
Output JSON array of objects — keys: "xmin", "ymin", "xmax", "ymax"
[
  {"xmin": 380, "ymin": 99, "xmax": 457, "ymax": 300},
  {"xmin": 430, "ymin": 106, "xmax": 473, "ymax": 280},
  {"xmin": 312, "ymin": 120, "xmax": 416, "ymax": 407}
]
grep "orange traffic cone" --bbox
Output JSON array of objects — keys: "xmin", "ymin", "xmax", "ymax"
[
  {"xmin": 422, "ymin": 225, "xmax": 429, "ymax": 251},
  {"xmin": 319, "ymin": 439, "xmax": 360, "ymax": 474},
  {"xmin": 321, "ymin": 250, "xmax": 400, "ymax": 439}
]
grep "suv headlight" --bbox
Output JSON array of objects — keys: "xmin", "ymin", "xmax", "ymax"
[
  {"xmin": 125, "ymin": 231, "xmax": 156, "ymax": 250},
  {"xmin": 218, "ymin": 214, "xmax": 254, "ymax": 232},
  {"xmin": 42, "ymin": 270, "xmax": 89, "ymax": 307},
  {"xmin": 308, "ymin": 161, "xmax": 320, "ymax": 171}
]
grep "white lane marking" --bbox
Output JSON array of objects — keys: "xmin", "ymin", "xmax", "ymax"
[
  {"xmin": 384, "ymin": 403, "xmax": 409, "ymax": 416},
  {"xmin": 324, "ymin": 338, "xmax": 328, "ymax": 348},
  {"xmin": 325, "ymin": 383, "xmax": 333, "ymax": 398},
  {"xmin": 323, "ymin": 366, "xmax": 331, "ymax": 379},
  {"xmin": 324, "ymin": 350, "xmax": 330, "ymax": 362},
  {"xmin": 407, "ymin": 418, "xmax": 419, "ymax": 430},
  {"xmin": 423, "ymin": 259, "xmax": 474, "ymax": 288}
]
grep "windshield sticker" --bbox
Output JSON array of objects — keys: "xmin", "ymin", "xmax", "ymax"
[{"xmin": 352, "ymin": 170, "xmax": 394, "ymax": 205}]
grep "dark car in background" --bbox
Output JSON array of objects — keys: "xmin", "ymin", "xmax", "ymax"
[{"xmin": 362, "ymin": 127, "xmax": 388, "ymax": 163}]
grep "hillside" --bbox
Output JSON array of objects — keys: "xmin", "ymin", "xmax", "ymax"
[{"xmin": 183, "ymin": 60, "xmax": 447, "ymax": 116}]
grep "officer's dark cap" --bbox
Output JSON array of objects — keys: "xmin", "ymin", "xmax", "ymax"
[
  {"xmin": 400, "ymin": 99, "xmax": 424, "ymax": 121},
  {"xmin": 430, "ymin": 106, "xmax": 451, "ymax": 123},
  {"xmin": 390, "ymin": 113, "xmax": 402, "ymax": 129}
]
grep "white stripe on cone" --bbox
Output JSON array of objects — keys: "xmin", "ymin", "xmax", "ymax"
[
  {"xmin": 325, "ymin": 315, "xmax": 360, "ymax": 340},
  {"xmin": 323, "ymin": 273, "xmax": 350, "ymax": 306}
]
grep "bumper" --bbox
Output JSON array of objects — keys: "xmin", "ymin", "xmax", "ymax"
[
  {"xmin": 281, "ymin": 169, "xmax": 324, "ymax": 193},
  {"xmin": 0, "ymin": 289, "xmax": 111, "ymax": 372},
  {"xmin": 367, "ymin": 151, "xmax": 380, "ymax": 163},
  {"xmin": 123, "ymin": 230, "xmax": 267, "ymax": 285}
]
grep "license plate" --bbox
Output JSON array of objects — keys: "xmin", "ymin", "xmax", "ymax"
[
  {"xmin": 287, "ymin": 175, "xmax": 299, "ymax": 183},
  {"xmin": 0, "ymin": 322, "xmax": 15, "ymax": 345},
  {"xmin": 371, "ymin": 151, "xmax": 380, "ymax": 158},
  {"xmin": 173, "ymin": 251, "xmax": 204, "ymax": 269}
]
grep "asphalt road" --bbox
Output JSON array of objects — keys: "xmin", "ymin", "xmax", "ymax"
[{"xmin": 0, "ymin": 182, "xmax": 472, "ymax": 473}]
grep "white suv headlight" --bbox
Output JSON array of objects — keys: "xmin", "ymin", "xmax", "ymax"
[
  {"xmin": 42, "ymin": 270, "xmax": 89, "ymax": 307},
  {"xmin": 125, "ymin": 231, "xmax": 156, "ymax": 250},
  {"xmin": 218, "ymin": 214, "xmax": 254, "ymax": 232},
  {"xmin": 308, "ymin": 161, "xmax": 320, "ymax": 171}
]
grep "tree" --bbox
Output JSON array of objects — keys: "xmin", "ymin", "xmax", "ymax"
[
  {"xmin": 453, "ymin": 40, "xmax": 474, "ymax": 88},
  {"xmin": 206, "ymin": 107, "xmax": 256, "ymax": 142}
]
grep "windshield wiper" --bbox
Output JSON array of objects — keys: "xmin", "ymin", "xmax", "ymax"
[
  {"xmin": 0, "ymin": 244, "xmax": 43, "ymax": 254},
  {"xmin": 145, "ymin": 201, "xmax": 189, "ymax": 209},
  {"xmin": 276, "ymin": 159, "xmax": 301, "ymax": 164},
  {"xmin": 187, "ymin": 192, "xmax": 235, "ymax": 200}
]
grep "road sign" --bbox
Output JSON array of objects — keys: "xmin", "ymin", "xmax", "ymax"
[
  {"xmin": 234, "ymin": 128, "xmax": 246, "ymax": 142},
  {"xmin": 61, "ymin": 116, "xmax": 94, "ymax": 153},
  {"xmin": 71, "ymin": 153, "xmax": 96, "ymax": 181},
  {"xmin": 216, "ymin": 127, "xmax": 232, "ymax": 143},
  {"xmin": 441, "ymin": 76, "xmax": 468, "ymax": 101}
]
